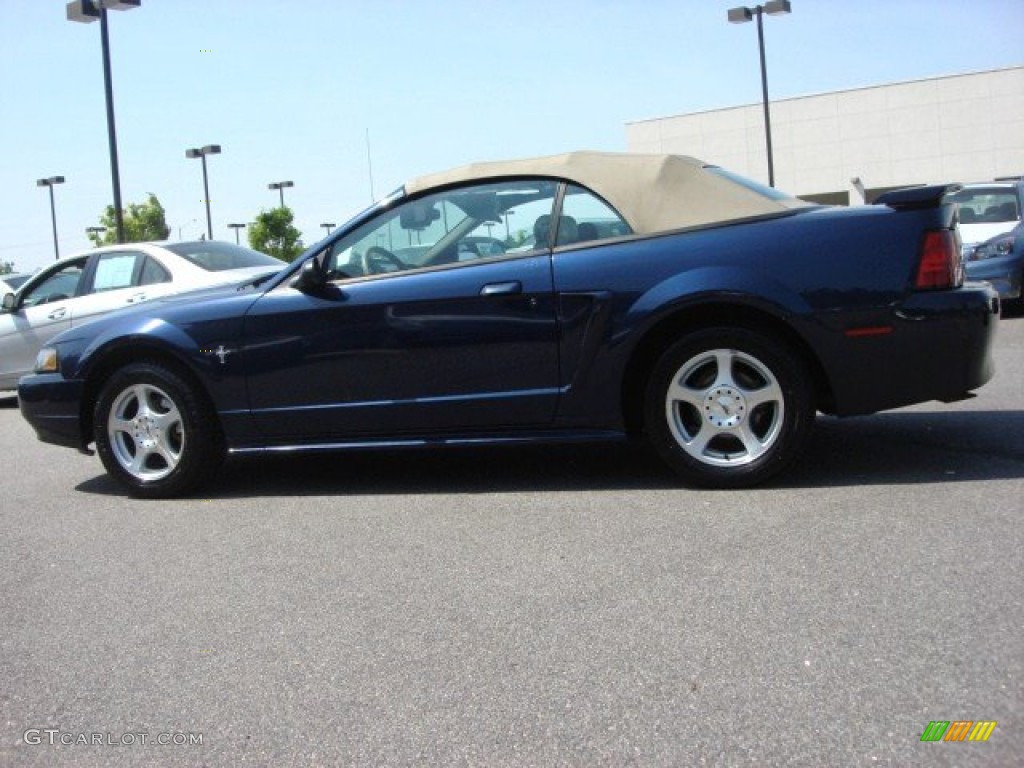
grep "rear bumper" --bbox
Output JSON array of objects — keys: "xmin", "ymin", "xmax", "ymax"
[
  {"xmin": 813, "ymin": 283, "xmax": 1000, "ymax": 416},
  {"xmin": 17, "ymin": 374, "xmax": 86, "ymax": 450}
]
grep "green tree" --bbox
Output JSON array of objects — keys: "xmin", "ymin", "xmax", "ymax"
[
  {"xmin": 0, "ymin": 260, "xmax": 14, "ymax": 275},
  {"xmin": 506, "ymin": 228, "xmax": 529, "ymax": 248},
  {"xmin": 90, "ymin": 193, "xmax": 171, "ymax": 245},
  {"xmin": 248, "ymin": 207, "xmax": 303, "ymax": 262}
]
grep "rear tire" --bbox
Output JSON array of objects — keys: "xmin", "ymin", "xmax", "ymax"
[
  {"xmin": 93, "ymin": 363, "xmax": 224, "ymax": 498},
  {"xmin": 644, "ymin": 328, "xmax": 814, "ymax": 488}
]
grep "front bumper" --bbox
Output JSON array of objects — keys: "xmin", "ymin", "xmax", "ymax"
[
  {"xmin": 965, "ymin": 259, "xmax": 1022, "ymax": 300},
  {"xmin": 18, "ymin": 374, "xmax": 87, "ymax": 450}
]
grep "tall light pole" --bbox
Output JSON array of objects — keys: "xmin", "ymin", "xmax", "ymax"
[
  {"xmin": 186, "ymin": 144, "xmax": 221, "ymax": 240},
  {"xmin": 36, "ymin": 176, "xmax": 66, "ymax": 261},
  {"xmin": 268, "ymin": 180, "xmax": 294, "ymax": 208},
  {"xmin": 86, "ymin": 226, "xmax": 106, "ymax": 244},
  {"xmin": 228, "ymin": 223, "xmax": 246, "ymax": 244},
  {"xmin": 728, "ymin": 0, "xmax": 791, "ymax": 187},
  {"xmin": 320, "ymin": 222, "xmax": 335, "ymax": 237},
  {"xmin": 67, "ymin": 0, "xmax": 141, "ymax": 243}
]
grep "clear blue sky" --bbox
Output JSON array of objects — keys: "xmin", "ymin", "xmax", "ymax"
[{"xmin": 2, "ymin": 0, "xmax": 1021, "ymax": 273}]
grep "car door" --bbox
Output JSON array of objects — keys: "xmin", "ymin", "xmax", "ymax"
[
  {"xmin": 0, "ymin": 258, "xmax": 86, "ymax": 388},
  {"xmin": 243, "ymin": 178, "xmax": 561, "ymax": 440},
  {"xmin": 69, "ymin": 250, "xmax": 173, "ymax": 327}
]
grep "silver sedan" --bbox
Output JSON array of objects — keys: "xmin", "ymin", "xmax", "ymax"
[{"xmin": 0, "ymin": 241, "xmax": 283, "ymax": 390}]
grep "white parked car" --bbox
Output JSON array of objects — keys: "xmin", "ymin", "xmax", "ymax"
[
  {"xmin": 946, "ymin": 180, "xmax": 1023, "ymax": 257},
  {"xmin": 0, "ymin": 241, "xmax": 283, "ymax": 390}
]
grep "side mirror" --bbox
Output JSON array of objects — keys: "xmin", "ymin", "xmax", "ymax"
[
  {"xmin": 291, "ymin": 259, "xmax": 326, "ymax": 293},
  {"xmin": 1, "ymin": 292, "xmax": 14, "ymax": 312}
]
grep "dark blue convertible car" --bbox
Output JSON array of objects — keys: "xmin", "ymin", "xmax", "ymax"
[{"xmin": 18, "ymin": 152, "xmax": 999, "ymax": 497}]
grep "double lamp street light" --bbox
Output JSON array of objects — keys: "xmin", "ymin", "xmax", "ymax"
[
  {"xmin": 36, "ymin": 176, "xmax": 65, "ymax": 261},
  {"xmin": 185, "ymin": 144, "xmax": 221, "ymax": 240},
  {"xmin": 268, "ymin": 180, "xmax": 294, "ymax": 208},
  {"xmin": 728, "ymin": 0, "xmax": 791, "ymax": 188},
  {"xmin": 66, "ymin": 0, "xmax": 140, "ymax": 245}
]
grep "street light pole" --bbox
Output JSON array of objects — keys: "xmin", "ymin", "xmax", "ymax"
[
  {"xmin": 98, "ymin": 6, "xmax": 124, "ymax": 241},
  {"xmin": 37, "ymin": 176, "xmax": 66, "ymax": 261},
  {"xmin": 186, "ymin": 144, "xmax": 221, "ymax": 240},
  {"xmin": 228, "ymin": 223, "xmax": 246, "ymax": 244},
  {"xmin": 728, "ymin": 0, "xmax": 791, "ymax": 187},
  {"xmin": 320, "ymin": 223, "xmax": 335, "ymax": 237},
  {"xmin": 268, "ymin": 180, "xmax": 294, "ymax": 208},
  {"xmin": 67, "ymin": 1, "xmax": 141, "ymax": 243}
]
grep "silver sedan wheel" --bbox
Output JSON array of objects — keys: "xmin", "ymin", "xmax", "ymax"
[
  {"xmin": 664, "ymin": 348, "xmax": 785, "ymax": 467},
  {"xmin": 107, "ymin": 383, "xmax": 185, "ymax": 482}
]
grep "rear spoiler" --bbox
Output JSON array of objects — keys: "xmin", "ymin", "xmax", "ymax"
[{"xmin": 875, "ymin": 183, "xmax": 962, "ymax": 211}]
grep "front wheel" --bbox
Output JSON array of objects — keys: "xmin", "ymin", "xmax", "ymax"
[
  {"xmin": 644, "ymin": 328, "xmax": 814, "ymax": 488},
  {"xmin": 94, "ymin": 363, "xmax": 224, "ymax": 498}
]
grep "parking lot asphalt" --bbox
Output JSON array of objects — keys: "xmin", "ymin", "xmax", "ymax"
[{"xmin": 0, "ymin": 314, "xmax": 1021, "ymax": 767}]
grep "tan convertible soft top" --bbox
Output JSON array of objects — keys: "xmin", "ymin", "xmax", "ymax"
[{"xmin": 405, "ymin": 151, "xmax": 812, "ymax": 235}]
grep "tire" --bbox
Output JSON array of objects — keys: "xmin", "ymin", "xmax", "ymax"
[
  {"xmin": 643, "ymin": 327, "xmax": 814, "ymax": 489},
  {"xmin": 93, "ymin": 363, "xmax": 225, "ymax": 498}
]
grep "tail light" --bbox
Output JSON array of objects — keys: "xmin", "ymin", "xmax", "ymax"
[{"xmin": 914, "ymin": 230, "xmax": 963, "ymax": 290}]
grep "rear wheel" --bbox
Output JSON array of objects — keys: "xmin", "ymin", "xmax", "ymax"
[
  {"xmin": 644, "ymin": 328, "xmax": 814, "ymax": 488},
  {"xmin": 94, "ymin": 363, "xmax": 224, "ymax": 498}
]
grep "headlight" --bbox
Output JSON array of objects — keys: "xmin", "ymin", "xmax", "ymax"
[
  {"xmin": 973, "ymin": 235, "xmax": 1014, "ymax": 261},
  {"xmin": 34, "ymin": 347, "xmax": 59, "ymax": 373}
]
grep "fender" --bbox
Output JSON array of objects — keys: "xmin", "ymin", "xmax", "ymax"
[
  {"xmin": 61, "ymin": 291, "xmax": 259, "ymax": 417},
  {"xmin": 625, "ymin": 264, "xmax": 813, "ymax": 332}
]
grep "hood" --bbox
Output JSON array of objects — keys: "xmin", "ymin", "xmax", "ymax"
[{"xmin": 959, "ymin": 221, "xmax": 1018, "ymax": 247}]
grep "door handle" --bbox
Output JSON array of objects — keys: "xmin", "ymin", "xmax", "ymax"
[
  {"xmin": 479, "ymin": 281, "xmax": 522, "ymax": 296},
  {"xmin": 127, "ymin": 292, "xmax": 147, "ymax": 304},
  {"xmin": 47, "ymin": 308, "xmax": 67, "ymax": 320}
]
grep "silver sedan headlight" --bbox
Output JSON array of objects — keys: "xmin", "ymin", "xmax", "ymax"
[
  {"xmin": 34, "ymin": 347, "xmax": 59, "ymax": 373},
  {"xmin": 972, "ymin": 235, "xmax": 1014, "ymax": 261}
]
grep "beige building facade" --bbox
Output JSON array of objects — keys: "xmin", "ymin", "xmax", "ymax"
[{"xmin": 625, "ymin": 66, "xmax": 1024, "ymax": 205}]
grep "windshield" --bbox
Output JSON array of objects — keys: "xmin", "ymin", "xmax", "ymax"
[
  {"xmin": 946, "ymin": 187, "xmax": 1021, "ymax": 225},
  {"xmin": 163, "ymin": 241, "xmax": 284, "ymax": 271}
]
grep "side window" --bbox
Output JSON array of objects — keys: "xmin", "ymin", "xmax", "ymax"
[
  {"xmin": 556, "ymin": 184, "xmax": 632, "ymax": 246},
  {"xmin": 20, "ymin": 261, "xmax": 86, "ymax": 308},
  {"xmin": 92, "ymin": 252, "xmax": 143, "ymax": 292},
  {"xmin": 139, "ymin": 256, "xmax": 171, "ymax": 286},
  {"xmin": 325, "ymin": 179, "xmax": 558, "ymax": 279}
]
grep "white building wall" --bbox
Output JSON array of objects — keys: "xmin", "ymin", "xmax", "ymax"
[{"xmin": 626, "ymin": 67, "xmax": 1024, "ymax": 203}]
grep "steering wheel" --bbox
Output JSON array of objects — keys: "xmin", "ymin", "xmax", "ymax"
[{"xmin": 361, "ymin": 246, "xmax": 406, "ymax": 274}]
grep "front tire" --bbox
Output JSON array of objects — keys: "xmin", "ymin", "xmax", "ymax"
[
  {"xmin": 644, "ymin": 328, "xmax": 814, "ymax": 488},
  {"xmin": 94, "ymin": 363, "xmax": 224, "ymax": 498}
]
